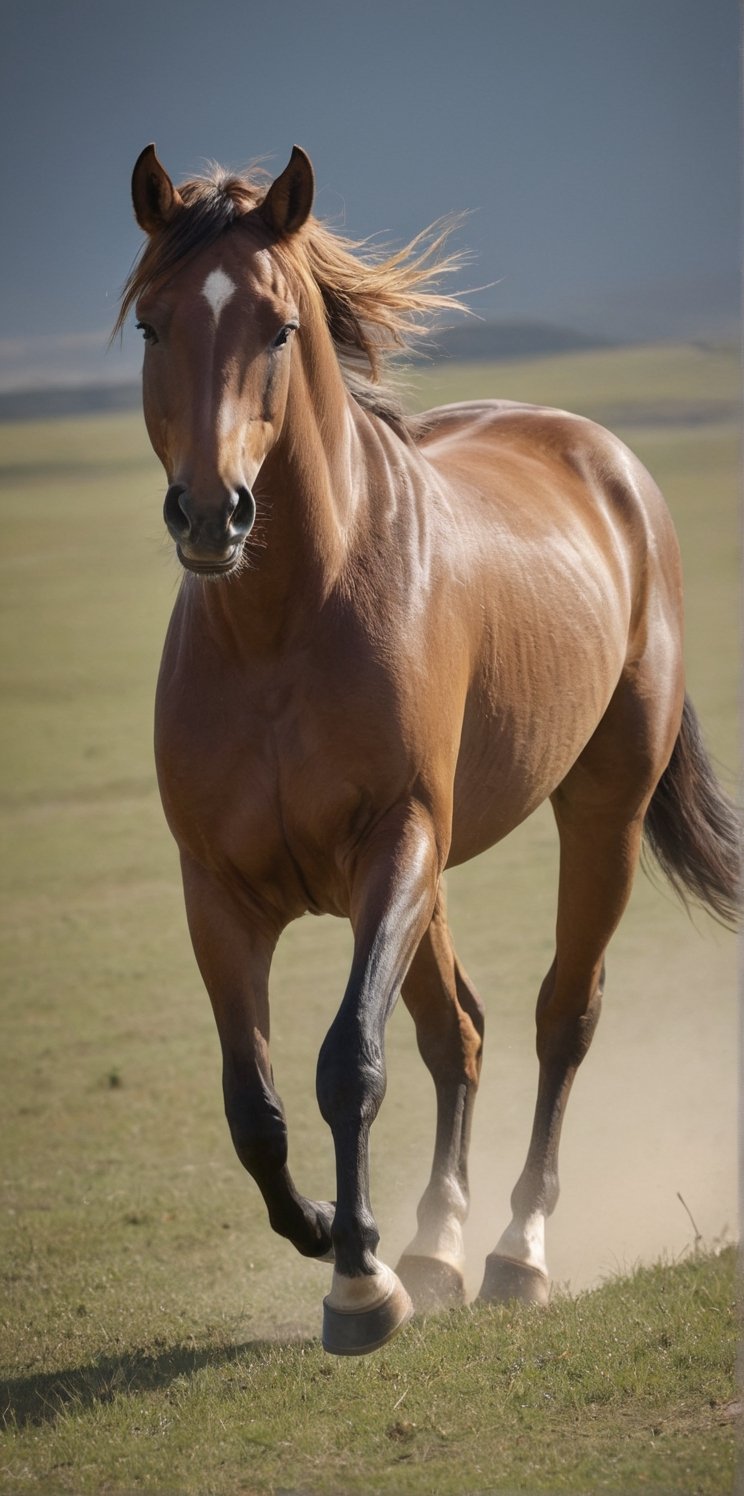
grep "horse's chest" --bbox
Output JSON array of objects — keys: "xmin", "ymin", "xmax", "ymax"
[{"xmin": 155, "ymin": 670, "xmax": 388, "ymax": 916}]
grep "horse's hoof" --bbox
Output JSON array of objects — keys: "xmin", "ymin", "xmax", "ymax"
[
  {"xmin": 322, "ymin": 1270, "xmax": 413, "ymax": 1356},
  {"xmin": 478, "ymin": 1253, "xmax": 550, "ymax": 1306},
  {"xmin": 396, "ymin": 1253, "xmax": 466, "ymax": 1313}
]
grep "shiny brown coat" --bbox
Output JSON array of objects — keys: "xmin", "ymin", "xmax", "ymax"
[{"xmin": 124, "ymin": 144, "xmax": 739, "ymax": 1354}]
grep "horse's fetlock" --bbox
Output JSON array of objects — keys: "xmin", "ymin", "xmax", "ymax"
[
  {"xmin": 511, "ymin": 1164, "xmax": 559, "ymax": 1221},
  {"xmin": 418, "ymin": 1176, "xmax": 467, "ymax": 1227},
  {"xmin": 331, "ymin": 1206, "xmax": 379, "ymax": 1274}
]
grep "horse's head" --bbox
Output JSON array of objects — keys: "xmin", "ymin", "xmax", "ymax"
[{"xmin": 129, "ymin": 145, "xmax": 314, "ymax": 577}]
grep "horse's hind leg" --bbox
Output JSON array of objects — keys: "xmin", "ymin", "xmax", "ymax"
[
  {"xmin": 480, "ymin": 803, "xmax": 641, "ymax": 1304},
  {"xmin": 480, "ymin": 673, "xmax": 681, "ymax": 1304},
  {"xmin": 395, "ymin": 885, "xmax": 484, "ymax": 1310}
]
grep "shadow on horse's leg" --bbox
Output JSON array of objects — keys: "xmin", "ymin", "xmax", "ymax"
[
  {"xmin": 395, "ymin": 884, "xmax": 484, "ymax": 1312},
  {"xmin": 479, "ymin": 796, "xmax": 646, "ymax": 1307}
]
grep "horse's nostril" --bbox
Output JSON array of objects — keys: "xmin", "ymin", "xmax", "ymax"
[
  {"xmin": 163, "ymin": 483, "xmax": 254, "ymax": 549},
  {"xmin": 164, "ymin": 483, "xmax": 191, "ymax": 540},
  {"xmin": 230, "ymin": 486, "xmax": 256, "ymax": 538}
]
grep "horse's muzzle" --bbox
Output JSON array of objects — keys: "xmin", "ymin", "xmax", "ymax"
[{"xmin": 164, "ymin": 483, "xmax": 256, "ymax": 574}]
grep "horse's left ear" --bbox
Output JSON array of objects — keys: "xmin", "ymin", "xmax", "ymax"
[
  {"xmin": 260, "ymin": 146, "xmax": 314, "ymax": 236},
  {"xmin": 132, "ymin": 144, "xmax": 183, "ymax": 234}
]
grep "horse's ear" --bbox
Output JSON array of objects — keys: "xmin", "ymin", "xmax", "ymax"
[
  {"xmin": 132, "ymin": 144, "xmax": 183, "ymax": 234},
  {"xmin": 260, "ymin": 146, "xmax": 314, "ymax": 237}
]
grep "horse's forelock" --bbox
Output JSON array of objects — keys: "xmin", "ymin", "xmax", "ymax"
[
  {"xmin": 113, "ymin": 168, "xmax": 267, "ymax": 339},
  {"xmin": 115, "ymin": 164, "xmax": 467, "ymax": 436}
]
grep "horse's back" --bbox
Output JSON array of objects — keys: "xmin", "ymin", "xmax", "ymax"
[
  {"xmin": 416, "ymin": 395, "xmax": 682, "ymax": 652},
  {"xmin": 418, "ymin": 397, "xmax": 666, "ymax": 516}
]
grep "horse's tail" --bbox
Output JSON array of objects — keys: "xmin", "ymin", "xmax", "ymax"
[{"xmin": 643, "ymin": 693, "xmax": 741, "ymax": 929}]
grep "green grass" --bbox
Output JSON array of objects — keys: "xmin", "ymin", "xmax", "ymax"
[
  {"xmin": 0, "ymin": 342, "xmax": 738, "ymax": 1492},
  {"xmin": 1, "ymin": 1249, "xmax": 737, "ymax": 1494}
]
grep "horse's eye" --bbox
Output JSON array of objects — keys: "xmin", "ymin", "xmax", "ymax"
[
  {"xmin": 136, "ymin": 321, "xmax": 158, "ymax": 345},
  {"xmin": 271, "ymin": 321, "xmax": 299, "ymax": 350}
]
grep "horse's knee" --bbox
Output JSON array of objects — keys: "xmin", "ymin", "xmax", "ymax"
[
  {"xmin": 316, "ymin": 1021, "xmax": 386, "ymax": 1130},
  {"xmin": 224, "ymin": 1081, "xmax": 288, "ymax": 1181}
]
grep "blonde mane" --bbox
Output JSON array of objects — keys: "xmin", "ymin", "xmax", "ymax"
[{"xmin": 115, "ymin": 166, "xmax": 467, "ymax": 434}]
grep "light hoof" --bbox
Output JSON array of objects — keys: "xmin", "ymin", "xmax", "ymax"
[
  {"xmin": 322, "ymin": 1272, "xmax": 413, "ymax": 1356},
  {"xmin": 396, "ymin": 1253, "xmax": 466, "ymax": 1313},
  {"xmin": 478, "ymin": 1252, "xmax": 550, "ymax": 1307}
]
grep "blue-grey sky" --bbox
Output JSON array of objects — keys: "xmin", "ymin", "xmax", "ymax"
[{"xmin": 0, "ymin": 0, "xmax": 738, "ymax": 388}]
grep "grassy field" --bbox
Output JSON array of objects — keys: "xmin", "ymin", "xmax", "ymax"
[
  {"xmin": 0, "ymin": 342, "xmax": 739, "ymax": 1492},
  {"xmin": 2, "ymin": 1249, "xmax": 737, "ymax": 1495}
]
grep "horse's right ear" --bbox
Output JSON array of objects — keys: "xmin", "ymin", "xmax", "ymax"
[
  {"xmin": 132, "ymin": 144, "xmax": 183, "ymax": 234},
  {"xmin": 259, "ymin": 146, "xmax": 315, "ymax": 237}
]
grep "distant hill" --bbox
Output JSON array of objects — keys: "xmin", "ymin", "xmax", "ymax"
[
  {"xmin": 0, "ymin": 382, "xmax": 142, "ymax": 423},
  {"xmin": 0, "ymin": 321, "xmax": 617, "ymax": 422},
  {"xmin": 416, "ymin": 319, "xmax": 616, "ymax": 363}
]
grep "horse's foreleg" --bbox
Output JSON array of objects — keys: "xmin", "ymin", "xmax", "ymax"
[
  {"xmin": 480, "ymin": 801, "xmax": 645, "ymax": 1305},
  {"xmin": 180, "ymin": 854, "xmax": 334, "ymax": 1260},
  {"xmin": 316, "ymin": 805, "xmax": 443, "ymax": 1354},
  {"xmin": 395, "ymin": 885, "xmax": 484, "ymax": 1310}
]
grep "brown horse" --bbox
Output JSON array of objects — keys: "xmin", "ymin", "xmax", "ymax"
[{"xmin": 119, "ymin": 143, "xmax": 739, "ymax": 1356}]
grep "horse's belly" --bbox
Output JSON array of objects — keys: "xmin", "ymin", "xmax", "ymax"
[
  {"xmin": 448, "ymin": 628, "xmax": 626, "ymax": 864},
  {"xmin": 448, "ymin": 731, "xmax": 588, "ymax": 866},
  {"xmin": 448, "ymin": 752, "xmax": 564, "ymax": 865}
]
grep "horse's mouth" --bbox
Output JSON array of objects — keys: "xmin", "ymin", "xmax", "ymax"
[{"xmin": 176, "ymin": 543, "xmax": 242, "ymax": 578}]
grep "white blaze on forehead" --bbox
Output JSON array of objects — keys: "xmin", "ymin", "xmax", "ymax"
[{"xmin": 201, "ymin": 267, "xmax": 237, "ymax": 326}]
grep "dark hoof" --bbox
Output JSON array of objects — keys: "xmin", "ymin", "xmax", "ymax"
[
  {"xmin": 396, "ymin": 1254, "xmax": 466, "ymax": 1313},
  {"xmin": 322, "ymin": 1275, "xmax": 413, "ymax": 1356},
  {"xmin": 478, "ymin": 1253, "xmax": 550, "ymax": 1307}
]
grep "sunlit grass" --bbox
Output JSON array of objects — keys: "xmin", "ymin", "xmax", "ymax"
[{"xmin": 1, "ymin": 1249, "xmax": 736, "ymax": 1494}]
